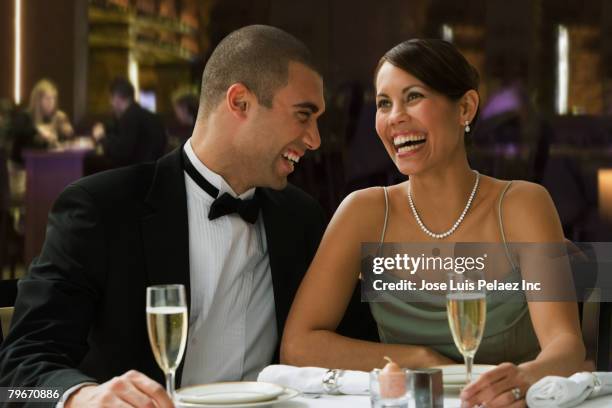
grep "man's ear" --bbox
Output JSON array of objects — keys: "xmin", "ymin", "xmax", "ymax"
[
  {"xmin": 226, "ymin": 83, "xmax": 252, "ymax": 119},
  {"xmin": 459, "ymin": 89, "xmax": 479, "ymax": 124}
]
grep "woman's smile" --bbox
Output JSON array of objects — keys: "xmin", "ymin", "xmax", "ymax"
[{"xmin": 393, "ymin": 133, "xmax": 427, "ymax": 157}]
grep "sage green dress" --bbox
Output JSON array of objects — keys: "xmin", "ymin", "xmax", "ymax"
[{"xmin": 369, "ymin": 182, "xmax": 541, "ymax": 364}]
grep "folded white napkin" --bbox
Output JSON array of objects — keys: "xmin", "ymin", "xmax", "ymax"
[
  {"xmin": 257, "ymin": 364, "xmax": 369, "ymax": 395},
  {"xmin": 526, "ymin": 372, "xmax": 612, "ymax": 408}
]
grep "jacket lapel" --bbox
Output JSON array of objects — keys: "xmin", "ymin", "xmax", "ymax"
[
  {"xmin": 140, "ymin": 148, "xmax": 191, "ymax": 382},
  {"xmin": 258, "ymin": 188, "xmax": 294, "ymax": 336}
]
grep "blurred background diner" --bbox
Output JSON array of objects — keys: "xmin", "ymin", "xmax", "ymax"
[
  {"xmin": 10, "ymin": 79, "xmax": 74, "ymax": 166},
  {"xmin": 169, "ymin": 85, "xmax": 199, "ymax": 149},
  {"xmin": 0, "ymin": 0, "xmax": 611, "ymax": 291},
  {"xmin": 86, "ymin": 76, "xmax": 167, "ymax": 173}
]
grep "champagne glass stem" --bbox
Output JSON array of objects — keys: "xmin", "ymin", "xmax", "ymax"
[
  {"xmin": 166, "ymin": 371, "xmax": 175, "ymax": 400},
  {"xmin": 464, "ymin": 355, "xmax": 474, "ymax": 384}
]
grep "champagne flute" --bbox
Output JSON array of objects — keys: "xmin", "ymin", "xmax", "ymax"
[
  {"xmin": 146, "ymin": 284, "xmax": 188, "ymax": 400},
  {"xmin": 446, "ymin": 271, "xmax": 486, "ymax": 385}
]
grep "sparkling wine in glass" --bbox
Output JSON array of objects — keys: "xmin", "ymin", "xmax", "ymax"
[
  {"xmin": 146, "ymin": 284, "xmax": 188, "ymax": 400},
  {"xmin": 446, "ymin": 272, "xmax": 486, "ymax": 385}
]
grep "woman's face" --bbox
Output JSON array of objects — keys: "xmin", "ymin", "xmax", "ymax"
[
  {"xmin": 40, "ymin": 91, "xmax": 57, "ymax": 117},
  {"xmin": 375, "ymin": 61, "xmax": 465, "ymax": 176}
]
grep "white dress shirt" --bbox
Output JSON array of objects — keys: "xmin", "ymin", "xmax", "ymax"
[{"xmin": 180, "ymin": 139, "xmax": 277, "ymax": 385}]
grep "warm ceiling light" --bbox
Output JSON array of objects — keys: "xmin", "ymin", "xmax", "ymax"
[
  {"xmin": 14, "ymin": 0, "xmax": 22, "ymax": 104},
  {"xmin": 556, "ymin": 25, "xmax": 569, "ymax": 115},
  {"xmin": 442, "ymin": 24, "xmax": 453, "ymax": 43},
  {"xmin": 599, "ymin": 169, "xmax": 612, "ymax": 222},
  {"xmin": 129, "ymin": 53, "xmax": 139, "ymax": 101}
]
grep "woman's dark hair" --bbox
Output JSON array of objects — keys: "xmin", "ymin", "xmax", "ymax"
[{"xmin": 374, "ymin": 39, "xmax": 480, "ymax": 130}]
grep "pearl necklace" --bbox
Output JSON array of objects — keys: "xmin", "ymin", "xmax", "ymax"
[{"xmin": 408, "ymin": 170, "xmax": 480, "ymax": 239}]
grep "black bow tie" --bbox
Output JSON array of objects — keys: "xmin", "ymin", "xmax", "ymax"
[
  {"xmin": 209, "ymin": 192, "xmax": 259, "ymax": 224},
  {"xmin": 182, "ymin": 150, "xmax": 260, "ymax": 224}
]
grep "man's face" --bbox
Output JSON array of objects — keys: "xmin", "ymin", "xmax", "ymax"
[
  {"xmin": 110, "ymin": 94, "xmax": 129, "ymax": 117},
  {"xmin": 240, "ymin": 62, "xmax": 325, "ymax": 190}
]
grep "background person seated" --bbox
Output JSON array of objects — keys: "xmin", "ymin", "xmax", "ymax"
[{"xmin": 168, "ymin": 86, "xmax": 200, "ymax": 150}]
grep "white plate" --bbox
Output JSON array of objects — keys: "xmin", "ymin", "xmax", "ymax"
[
  {"xmin": 432, "ymin": 364, "xmax": 495, "ymax": 385},
  {"xmin": 443, "ymin": 383, "xmax": 464, "ymax": 394},
  {"xmin": 176, "ymin": 384, "xmax": 299, "ymax": 408}
]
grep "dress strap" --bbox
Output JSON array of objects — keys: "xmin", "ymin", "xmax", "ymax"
[
  {"xmin": 378, "ymin": 187, "xmax": 389, "ymax": 251},
  {"xmin": 498, "ymin": 181, "xmax": 518, "ymax": 271}
]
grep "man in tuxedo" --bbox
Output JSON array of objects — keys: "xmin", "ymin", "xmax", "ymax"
[{"xmin": 0, "ymin": 25, "xmax": 326, "ymax": 407}]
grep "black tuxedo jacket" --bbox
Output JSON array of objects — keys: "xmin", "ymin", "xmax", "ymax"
[{"xmin": 0, "ymin": 148, "xmax": 326, "ymax": 402}]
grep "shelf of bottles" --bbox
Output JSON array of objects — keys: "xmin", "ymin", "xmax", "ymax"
[{"xmin": 88, "ymin": 0, "xmax": 200, "ymax": 63}]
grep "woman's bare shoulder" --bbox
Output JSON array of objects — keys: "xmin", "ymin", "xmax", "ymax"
[
  {"xmin": 479, "ymin": 176, "xmax": 550, "ymax": 204},
  {"xmin": 337, "ymin": 186, "xmax": 387, "ymax": 218},
  {"xmin": 340, "ymin": 182, "xmax": 410, "ymax": 212},
  {"xmin": 322, "ymin": 186, "xmax": 389, "ymax": 243},
  {"xmin": 496, "ymin": 179, "xmax": 563, "ymax": 241},
  {"xmin": 503, "ymin": 180, "xmax": 553, "ymax": 209},
  {"xmin": 54, "ymin": 110, "xmax": 69, "ymax": 120}
]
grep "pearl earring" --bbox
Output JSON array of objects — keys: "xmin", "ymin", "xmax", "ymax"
[{"xmin": 464, "ymin": 120, "xmax": 471, "ymax": 133}]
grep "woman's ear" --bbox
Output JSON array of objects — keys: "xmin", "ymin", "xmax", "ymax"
[
  {"xmin": 460, "ymin": 90, "xmax": 479, "ymax": 125},
  {"xmin": 226, "ymin": 83, "xmax": 252, "ymax": 119}
]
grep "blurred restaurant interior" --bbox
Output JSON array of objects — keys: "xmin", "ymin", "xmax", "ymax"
[{"xmin": 1, "ymin": 0, "xmax": 612, "ymax": 282}]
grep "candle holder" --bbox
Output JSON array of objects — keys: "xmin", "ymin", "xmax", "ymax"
[
  {"xmin": 370, "ymin": 368, "xmax": 411, "ymax": 408},
  {"xmin": 412, "ymin": 368, "xmax": 443, "ymax": 408}
]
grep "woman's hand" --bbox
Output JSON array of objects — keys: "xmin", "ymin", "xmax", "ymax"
[
  {"xmin": 36, "ymin": 124, "xmax": 58, "ymax": 144},
  {"xmin": 56, "ymin": 110, "xmax": 74, "ymax": 138},
  {"xmin": 92, "ymin": 122, "xmax": 105, "ymax": 141},
  {"xmin": 460, "ymin": 362, "xmax": 534, "ymax": 408}
]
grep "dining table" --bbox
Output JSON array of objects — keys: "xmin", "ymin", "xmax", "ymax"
[
  {"xmin": 271, "ymin": 392, "xmax": 612, "ymax": 407},
  {"xmin": 23, "ymin": 137, "xmax": 95, "ymax": 265}
]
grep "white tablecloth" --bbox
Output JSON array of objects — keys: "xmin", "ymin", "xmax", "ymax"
[{"xmin": 275, "ymin": 393, "xmax": 612, "ymax": 407}]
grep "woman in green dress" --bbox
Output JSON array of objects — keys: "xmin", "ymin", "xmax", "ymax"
[{"xmin": 281, "ymin": 39, "xmax": 585, "ymax": 408}]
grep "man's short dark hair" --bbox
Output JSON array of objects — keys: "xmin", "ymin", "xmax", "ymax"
[
  {"xmin": 199, "ymin": 25, "xmax": 320, "ymax": 118},
  {"xmin": 109, "ymin": 77, "xmax": 135, "ymax": 101}
]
